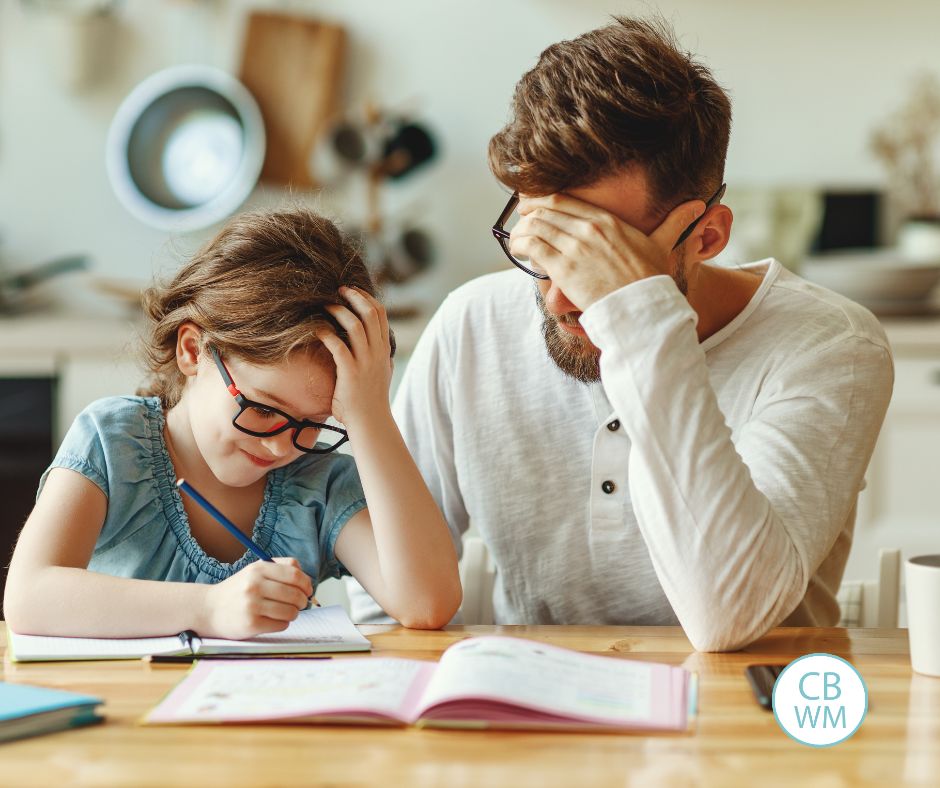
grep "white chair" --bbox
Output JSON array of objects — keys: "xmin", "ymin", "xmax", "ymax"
[
  {"xmin": 459, "ymin": 540, "xmax": 903, "ymax": 629},
  {"xmin": 350, "ymin": 535, "xmax": 902, "ymax": 629},
  {"xmin": 340, "ymin": 534, "xmax": 499, "ymax": 625},
  {"xmin": 837, "ymin": 548, "xmax": 901, "ymax": 628},
  {"xmin": 458, "ymin": 536, "xmax": 497, "ymax": 625},
  {"xmin": 874, "ymin": 548, "xmax": 901, "ymax": 628}
]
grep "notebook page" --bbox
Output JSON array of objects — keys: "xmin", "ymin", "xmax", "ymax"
[
  {"xmin": 196, "ymin": 605, "xmax": 371, "ymax": 653},
  {"xmin": 7, "ymin": 629, "xmax": 185, "ymax": 662},
  {"xmin": 146, "ymin": 658, "xmax": 436, "ymax": 724},
  {"xmin": 417, "ymin": 636, "xmax": 682, "ymax": 727}
]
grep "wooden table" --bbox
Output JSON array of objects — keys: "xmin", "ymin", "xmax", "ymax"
[{"xmin": 2, "ymin": 626, "xmax": 937, "ymax": 787}]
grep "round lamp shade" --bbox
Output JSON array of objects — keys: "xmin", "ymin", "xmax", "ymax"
[{"xmin": 106, "ymin": 65, "xmax": 265, "ymax": 232}]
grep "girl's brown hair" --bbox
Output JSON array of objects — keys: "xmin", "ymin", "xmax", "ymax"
[
  {"xmin": 488, "ymin": 16, "xmax": 731, "ymax": 214},
  {"xmin": 138, "ymin": 208, "xmax": 385, "ymax": 409}
]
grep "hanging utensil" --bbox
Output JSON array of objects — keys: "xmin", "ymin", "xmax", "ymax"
[{"xmin": 0, "ymin": 255, "xmax": 89, "ymax": 313}]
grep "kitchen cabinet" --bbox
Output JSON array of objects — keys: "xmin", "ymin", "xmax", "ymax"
[
  {"xmin": 847, "ymin": 321, "xmax": 940, "ymax": 625},
  {"xmin": 0, "ymin": 313, "xmax": 143, "ymax": 442},
  {"xmin": 0, "ymin": 376, "xmax": 55, "ymax": 609}
]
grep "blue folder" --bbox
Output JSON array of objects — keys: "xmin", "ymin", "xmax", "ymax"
[{"xmin": 0, "ymin": 682, "xmax": 103, "ymax": 744}]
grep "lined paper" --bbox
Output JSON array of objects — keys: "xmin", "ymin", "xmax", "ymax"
[
  {"xmin": 8, "ymin": 630, "xmax": 184, "ymax": 661},
  {"xmin": 197, "ymin": 606, "xmax": 371, "ymax": 653},
  {"xmin": 7, "ymin": 606, "xmax": 370, "ymax": 661}
]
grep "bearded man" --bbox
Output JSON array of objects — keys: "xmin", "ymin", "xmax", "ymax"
[{"xmin": 350, "ymin": 16, "xmax": 893, "ymax": 651}]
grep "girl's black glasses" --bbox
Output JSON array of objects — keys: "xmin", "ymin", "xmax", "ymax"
[{"xmin": 210, "ymin": 347, "xmax": 348, "ymax": 454}]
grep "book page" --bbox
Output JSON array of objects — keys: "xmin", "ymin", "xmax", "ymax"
[
  {"xmin": 146, "ymin": 658, "xmax": 436, "ymax": 725},
  {"xmin": 7, "ymin": 629, "xmax": 184, "ymax": 661},
  {"xmin": 196, "ymin": 606, "xmax": 371, "ymax": 653},
  {"xmin": 418, "ymin": 636, "xmax": 663, "ymax": 725}
]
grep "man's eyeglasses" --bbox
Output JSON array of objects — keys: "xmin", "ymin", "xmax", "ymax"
[
  {"xmin": 491, "ymin": 183, "xmax": 728, "ymax": 280},
  {"xmin": 210, "ymin": 347, "xmax": 348, "ymax": 455}
]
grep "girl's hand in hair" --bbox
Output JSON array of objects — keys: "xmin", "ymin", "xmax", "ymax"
[{"xmin": 319, "ymin": 287, "xmax": 394, "ymax": 430}]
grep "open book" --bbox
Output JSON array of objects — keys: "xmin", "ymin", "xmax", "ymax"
[
  {"xmin": 146, "ymin": 636, "xmax": 695, "ymax": 732},
  {"xmin": 7, "ymin": 606, "xmax": 370, "ymax": 662}
]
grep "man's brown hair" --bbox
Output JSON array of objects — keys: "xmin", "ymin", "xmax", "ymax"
[
  {"xmin": 488, "ymin": 16, "xmax": 731, "ymax": 213},
  {"xmin": 138, "ymin": 208, "xmax": 387, "ymax": 409}
]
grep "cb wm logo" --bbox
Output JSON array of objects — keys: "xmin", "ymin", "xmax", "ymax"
[{"xmin": 772, "ymin": 653, "xmax": 868, "ymax": 747}]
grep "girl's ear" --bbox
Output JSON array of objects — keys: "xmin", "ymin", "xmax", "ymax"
[{"xmin": 175, "ymin": 322, "xmax": 203, "ymax": 377}]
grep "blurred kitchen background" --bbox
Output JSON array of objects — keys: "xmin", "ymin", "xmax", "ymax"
[{"xmin": 2, "ymin": 0, "xmax": 939, "ymax": 625}]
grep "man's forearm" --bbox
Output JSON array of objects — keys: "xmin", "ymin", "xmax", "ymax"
[{"xmin": 580, "ymin": 277, "xmax": 888, "ymax": 651}]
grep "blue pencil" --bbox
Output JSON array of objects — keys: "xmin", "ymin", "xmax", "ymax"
[
  {"xmin": 175, "ymin": 478, "xmax": 318, "ymax": 607},
  {"xmin": 176, "ymin": 478, "xmax": 275, "ymax": 561}
]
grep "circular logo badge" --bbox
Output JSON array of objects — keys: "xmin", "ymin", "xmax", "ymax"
[{"xmin": 772, "ymin": 653, "xmax": 868, "ymax": 747}]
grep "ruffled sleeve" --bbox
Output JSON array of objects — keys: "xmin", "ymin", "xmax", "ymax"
[
  {"xmin": 38, "ymin": 397, "xmax": 174, "ymax": 561},
  {"xmin": 38, "ymin": 396, "xmax": 123, "ymax": 498},
  {"xmin": 269, "ymin": 452, "xmax": 367, "ymax": 584}
]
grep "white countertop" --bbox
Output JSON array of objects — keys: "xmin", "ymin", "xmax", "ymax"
[
  {"xmin": 0, "ymin": 308, "xmax": 938, "ymax": 370},
  {"xmin": 875, "ymin": 316, "xmax": 940, "ymax": 355},
  {"xmin": 0, "ymin": 310, "xmax": 430, "ymax": 362}
]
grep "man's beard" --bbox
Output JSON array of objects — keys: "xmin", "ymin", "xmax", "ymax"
[
  {"xmin": 536, "ymin": 289, "xmax": 601, "ymax": 384},
  {"xmin": 534, "ymin": 249, "xmax": 687, "ymax": 385},
  {"xmin": 673, "ymin": 250, "xmax": 688, "ymax": 296}
]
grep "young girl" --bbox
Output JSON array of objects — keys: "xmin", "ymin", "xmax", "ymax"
[{"xmin": 3, "ymin": 209, "xmax": 461, "ymax": 639}]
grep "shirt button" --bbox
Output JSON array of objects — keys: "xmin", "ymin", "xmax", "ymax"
[
  {"xmin": 607, "ymin": 419, "xmax": 620, "ymax": 432},
  {"xmin": 601, "ymin": 480, "xmax": 616, "ymax": 494}
]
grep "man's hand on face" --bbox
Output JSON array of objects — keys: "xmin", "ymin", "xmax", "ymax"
[{"xmin": 510, "ymin": 192, "xmax": 707, "ymax": 311}]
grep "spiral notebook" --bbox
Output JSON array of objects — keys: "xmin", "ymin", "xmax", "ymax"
[{"xmin": 7, "ymin": 606, "xmax": 370, "ymax": 662}]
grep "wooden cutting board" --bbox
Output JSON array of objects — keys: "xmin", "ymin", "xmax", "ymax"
[{"xmin": 239, "ymin": 11, "xmax": 346, "ymax": 187}]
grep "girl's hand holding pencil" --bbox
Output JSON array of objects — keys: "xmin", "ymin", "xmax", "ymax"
[
  {"xmin": 177, "ymin": 479, "xmax": 318, "ymax": 640},
  {"xmin": 202, "ymin": 557, "xmax": 314, "ymax": 640}
]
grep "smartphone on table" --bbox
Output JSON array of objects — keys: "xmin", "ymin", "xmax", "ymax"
[{"xmin": 744, "ymin": 664, "xmax": 785, "ymax": 711}]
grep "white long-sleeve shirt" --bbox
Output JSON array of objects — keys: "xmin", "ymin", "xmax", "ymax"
[{"xmin": 353, "ymin": 259, "xmax": 893, "ymax": 651}]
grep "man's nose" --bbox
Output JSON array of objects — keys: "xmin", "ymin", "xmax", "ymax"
[{"xmin": 541, "ymin": 280, "xmax": 579, "ymax": 316}]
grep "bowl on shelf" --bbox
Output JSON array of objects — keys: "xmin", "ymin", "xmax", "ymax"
[
  {"xmin": 106, "ymin": 65, "xmax": 265, "ymax": 232},
  {"xmin": 801, "ymin": 249, "xmax": 940, "ymax": 313}
]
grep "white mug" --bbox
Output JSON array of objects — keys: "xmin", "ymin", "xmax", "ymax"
[{"xmin": 906, "ymin": 555, "xmax": 940, "ymax": 677}]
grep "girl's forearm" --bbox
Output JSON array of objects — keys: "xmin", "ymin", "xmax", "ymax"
[
  {"xmin": 346, "ymin": 410, "xmax": 461, "ymax": 626},
  {"xmin": 4, "ymin": 565, "xmax": 211, "ymax": 638}
]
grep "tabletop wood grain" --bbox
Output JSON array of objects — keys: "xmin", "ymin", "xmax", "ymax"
[{"xmin": 2, "ymin": 625, "xmax": 937, "ymax": 787}]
